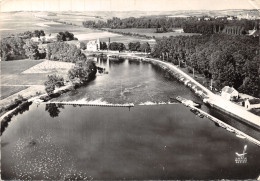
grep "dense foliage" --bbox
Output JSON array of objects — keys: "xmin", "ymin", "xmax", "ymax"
[
  {"xmin": 0, "ymin": 30, "xmax": 46, "ymax": 61},
  {"xmin": 183, "ymin": 19, "xmax": 258, "ymax": 34},
  {"xmin": 16, "ymin": 30, "xmax": 45, "ymax": 39},
  {"xmin": 44, "ymin": 74, "xmax": 65, "ymax": 95},
  {"xmin": 68, "ymin": 60, "xmax": 97, "ymax": 85},
  {"xmin": 128, "ymin": 41, "xmax": 151, "ymax": 52},
  {"xmin": 83, "ymin": 17, "xmax": 188, "ymax": 29},
  {"xmin": 152, "ymin": 34, "xmax": 260, "ymax": 97},
  {"xmin": 83, "ymin": 17, "xmax": 258, "ymax": 35},
  {"xmin": 46, "ymin": 42, "xmax": 86, "ymax": 62},
  {"xmin": 109, "ymin": 42, "xmax": 126, "ymax": 52},
  {"xmin": 0, "ymin": 37, "xmax": 26, "ymax": 61},
  {"xmin": 23, "ymin": 40, "xmax": 41, "ymax": 60},
  {"xmin": 56, "ymin": 31, "xmax": 76, "ymax": 41},
  {"xmin": 128, "ymin": 42, "xmax": 141, "ymax": 51},
  {"xmin": 100, "ymin": 42, "xmax": 108, "ymax": 50}
]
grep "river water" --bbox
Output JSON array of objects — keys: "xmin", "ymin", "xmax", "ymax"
[{"xmin": 1, "ymin": 57, "xmax": 260, "ymax": 180}]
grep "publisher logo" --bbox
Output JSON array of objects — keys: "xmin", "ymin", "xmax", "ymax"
[{"xmin": 235, "ymin": 145, "xmax": 247, "ymax": 164}]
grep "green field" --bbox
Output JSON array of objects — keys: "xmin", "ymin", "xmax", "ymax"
[
  {"xmin": 106, "ymin": 28, "xmax": 200, "ymax": 38},
  {"xmin": 0, "ymin": 86, "xmax": 29, "ymax": 100},
  {"xmin": 1, "ymin": 59, "xmax": 43, "ymax": 74}
]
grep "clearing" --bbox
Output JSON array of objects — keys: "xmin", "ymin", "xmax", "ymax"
[{"xmin": 0, "ymin": 59, "xmax": 74, "ymax": 107}]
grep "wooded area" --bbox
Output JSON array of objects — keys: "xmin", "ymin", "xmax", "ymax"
[{"xmin": 152, "ymin": 34, "xmax": 260, "ymax": 97}]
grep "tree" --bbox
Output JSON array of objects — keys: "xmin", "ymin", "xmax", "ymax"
[
  {"xmin": 100, "ymin": 42, "xmax": 107, "ymax": 50},
  {"xmin": 80, "ymin": 42, "xmax": 86, "ymax": 50},
  {"xmin": 109, "ymin": 42, "xmax": 125, "ymax": 52},
  {"xmin": 128, "ymin": 42, "xmax": 141, "ymax": 51},
  {"xmin": 140, "ymin": 42, "xmax": 151, "ymax": 53},
  {"xmin": 68, "ymin": 60, "xmax": 97, "ymax": 85},
  {"xmin": 44, "ymin": 74, "xmax": 64, "ymax": 95},
  {"xmin": 57, "ymin": 31, "xmax": 75, "ymax": 41},
  {"xmin": 23, "ymin": 40, "xmax": 40, "ymax": 60},
  {"xmin": 0, "ymin": 37, "xmax": 26, "ymax": 61},
  {"xmin": 46, "ymin": 42, "xmax": 86, "ymax": 63},
  {"xmin": 33, "ymin": 30, "xmax": 45, "ymax": 38}
]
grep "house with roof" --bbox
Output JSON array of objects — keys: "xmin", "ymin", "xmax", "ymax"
[
  {"xmin": 221, "ymin": 86, "xmax": 239, "ymax": 101},
  {"xmin": 244, "ymin": 99, "xmax": 260, "ymax": 109},
  {"xmin": 87, "ymin": 39, "xmax": 100, "ymax": 51}
]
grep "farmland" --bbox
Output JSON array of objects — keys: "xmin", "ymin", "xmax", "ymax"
[{"xmin": 0, "ymin": 59, "xmax": 73, "ymax": 106}]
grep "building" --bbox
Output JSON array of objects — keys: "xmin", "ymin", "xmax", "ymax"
[
  {"xmin": 221, "ymin": 86, "xmax": 239, "ymax": 101},
  {"xmin": 244, "ymin": 99, "xmax": 260, "ymax": 109},
  {"xmin": 87, "ymin": 39, "xmax": 100, "ymax": 51},
  {"xmin": 31, "ymin": 33, "xmax": 57, "ymax": 43}
]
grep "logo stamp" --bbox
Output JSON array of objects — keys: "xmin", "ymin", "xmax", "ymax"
[{"xmin": 235, "ymin": 145, "xmax": 247, "ymax": 164}]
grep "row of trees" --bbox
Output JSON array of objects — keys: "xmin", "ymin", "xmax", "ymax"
[
  {"xmin": 83, "ymin": 17, "xmax": 190, "ymax": 29},
  {"xmin": 16, "ymin": 30, "xmax": 45, "ymax": 39},
  {"xmin": 152, "ymin": 34, "xmax": 260, "ymax": 97},
  {"xmin": 183, "ymin": 19, "xmax": 258, "ymax": 34},
  {"xmin": 82, "ymin": 17, "xmax": 258, "ymax": 34}
]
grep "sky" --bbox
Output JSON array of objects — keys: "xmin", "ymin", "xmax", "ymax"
[{"xmin": 0, "ymin": 0, "xmax": 259, "ymax": 12}]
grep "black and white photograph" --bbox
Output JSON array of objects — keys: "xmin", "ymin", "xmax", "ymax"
[{"xmin": 0, "ymin": 0, "xmax": 260, "ymax": 180}]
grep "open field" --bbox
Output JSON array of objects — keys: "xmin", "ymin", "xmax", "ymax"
[
  {"xmin": 0, "ymin": 86, "xmax": 29, "ymax": 100},
  {"xmin": 105, "ymin": 28, "xmax": 200, "ymax": 38},
  {"xmin": 1, "ymin": 59, "xmax": 43, "ymax": 74},
  {"xmin": 0, "ymin": 59, "xmax": 74, "ymax": 106}
]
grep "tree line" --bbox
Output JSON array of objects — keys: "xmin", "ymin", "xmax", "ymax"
[
  {"xmin": 83, "ymin": 16, "xmax": 258, "ymax": 35},
  {"xmin": 152, "ymin": 34, "xmax": 260, "ymax": 97},
  {"xmin": 0, "ymin": 31, "xmax": 77, "ymax": 61}
]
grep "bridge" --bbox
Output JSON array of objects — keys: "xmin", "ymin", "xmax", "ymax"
[{"xmin": 40, "ymin": 101, "xmax": 134, "ymax": 108}]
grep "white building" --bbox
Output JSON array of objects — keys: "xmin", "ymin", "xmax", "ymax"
[
  {"xmin": 175, "ymin": 28, "xmax": 184, "ymax": 33},
  {"xmin": 31, "ymin": 33, "xmax": 57, "ymax": 43},
  {"xmin": 245, "ymin": 99, "xmax": 260, "ymax": 109},
  {"xmin": 87, "ymin": 39, "xmax": 100, "ymax": 51},
  {"xmin": 221, "ymin": 86, "xmax": 239, "ymax": 101}
]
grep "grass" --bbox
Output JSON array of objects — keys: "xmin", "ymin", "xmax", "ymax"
[
  {"xmin": 1, "ymin": 86, "xmax": 29, "ymax": 100},
  {"xmin": 0, "ymin": 59, "xmax": 73, "ymax": 107},
  {"xmin": 1, "ymin": 59, "xmax": 43, "ymax": 75}
]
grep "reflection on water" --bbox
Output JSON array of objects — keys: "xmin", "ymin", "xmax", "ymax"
[
  {"xmin": 1, "ymin": 57, "xmax": 260, "ymax": 180},
  {"xmin": 2, "ymin": 104, "xmax": 260, "ymax": 180}
]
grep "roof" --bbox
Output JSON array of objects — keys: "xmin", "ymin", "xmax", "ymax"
[
  {"xmin": 248, "ymin": 99, "xmax": 260, "ymax": 105},
  {"xmin": 87, "ymin": 39, "xmax": 99, "ymax": 46},
  {"xmin": 222, "ymin": 86, "xmax": 238, "ymax": 94}
]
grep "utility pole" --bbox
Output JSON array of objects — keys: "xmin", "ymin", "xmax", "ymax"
[{"xmin": 193, "ymin": 68, "xmax": 194, "ymax": 78}]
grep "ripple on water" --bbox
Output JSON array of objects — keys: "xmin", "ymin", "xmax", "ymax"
[{"xmin": 11, "ymin": 131, "xmax": 90, "ymax": 180}]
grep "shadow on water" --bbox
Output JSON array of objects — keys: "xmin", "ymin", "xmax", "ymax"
[
  {"xmin": 208, "ymin": 105, "xmax": 260, "ymax": 140},
  {"xmin": 45, "ymin": 103, "xmax": 65, "ymax": 118},
  {"xmin": 1, "ymin": 101, "xmax": 32, "ymax": 135}
]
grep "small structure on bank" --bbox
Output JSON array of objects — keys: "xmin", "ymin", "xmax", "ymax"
[
  {"xmin": 244, "ymin": 99, "xmax": 260, "ymax": 109},
  {"xmin": 221, "ymin": 86, "xmax": 239, "ymax": 101},
  {"xmin": 87, "ymin": 38, "xmax": 100, "ymax": 51}
]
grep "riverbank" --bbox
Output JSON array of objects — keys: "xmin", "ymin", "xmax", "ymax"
[
  {"xmin": 134, "ymin": 55, "xmax": 260, "ymax": 129},
  {"xmin": 97, "ymin": 52, "xmax": 260, "ymax": 130}
]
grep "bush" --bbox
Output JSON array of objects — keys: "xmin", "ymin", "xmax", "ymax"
[{"xmin": 44, "ymin": 74, "xmax": 65, "ymax": 95}]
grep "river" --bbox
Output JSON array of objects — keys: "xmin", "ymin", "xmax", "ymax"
[{"xmin": 1, "ymin": 57, "xmax": 260, "ymax": 180}]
